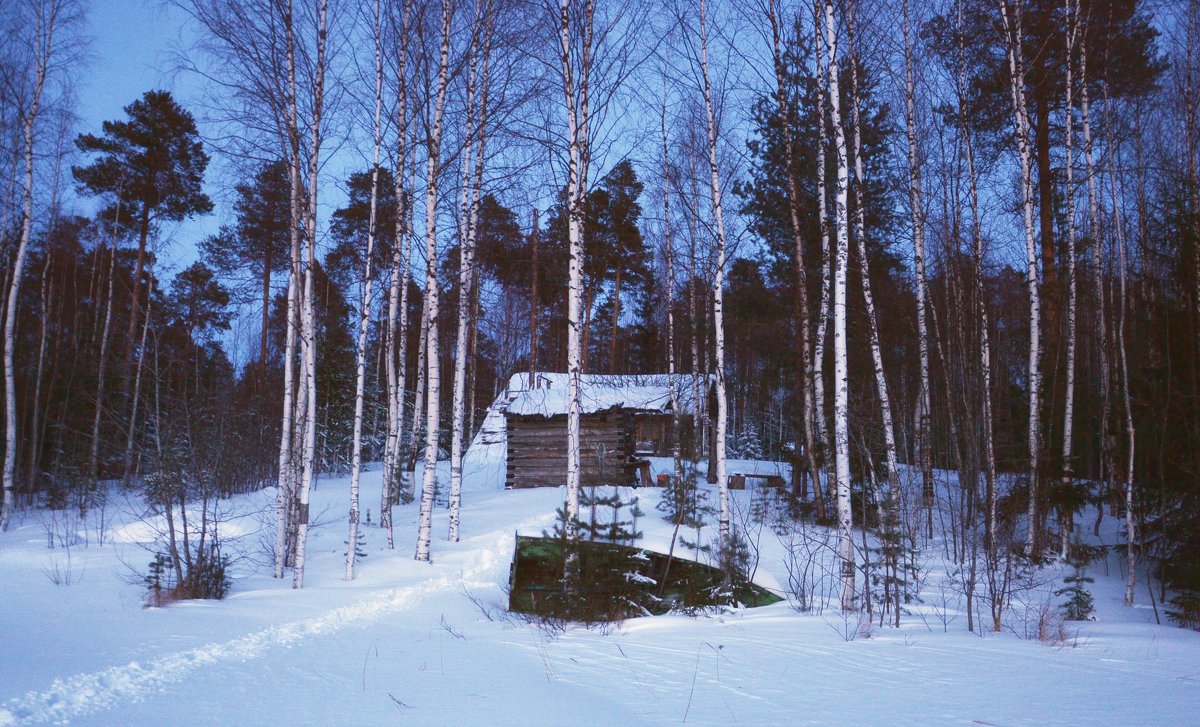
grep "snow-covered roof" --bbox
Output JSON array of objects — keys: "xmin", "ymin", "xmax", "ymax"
[
  {"xmin": 504, "ymin": 372, "xmax": 709, "ymax": 418},
  {"xmin": 462, "ymin": 372, "xmax": 712, "ymax": 486}
]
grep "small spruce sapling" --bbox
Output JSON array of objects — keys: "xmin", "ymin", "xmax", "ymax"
[
  {"xmin": 1056, "ymin": 547, "xmax": 1095, "ymax": 621},
  {"xmin": 345, "ymin": 529, "xmax": 369, "ymax": 562},
  {"xmin": 146, "ymin": 552, "xmax": 168, "ymax": 607}
]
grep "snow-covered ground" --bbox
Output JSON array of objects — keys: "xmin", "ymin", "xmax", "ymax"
[{"xmin": 0, "ymin": 460, "xmax": 1196, "ymax": 726}]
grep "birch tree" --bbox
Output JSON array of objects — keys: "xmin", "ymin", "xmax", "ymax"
[
  {"xmin": 382, "ymin": 0, "xmax": 415, "ymax": 548},
  {"xmin": 346, "ymin": 0, "xmax": 385, "ymax": 580},
  {"xmin": 999, "ymin": 0, "xmax": 1043, "ymax": 554},
  {"xmin": 695, "ymin": 0, "xmax": 732, "ymax": 546},
  {"xmin": 764, "ymin": 0, "xmax": 821, "ymax": 512},
  {"xmin": 2, "ymin": 0, "xmax": 79, "ymax": 529},
  {"xmin": 847, "ymin": 0, "xmax": 900, "ymax": 620},
  {"xmin": 903, "ymin": 0, "xmax": 934, "ymax": 533},
  {"xmin": 1104, "ymin": 92, "xmax": 1137, "ymax": 605},
  {"xmin": 556, "ymin": 0, "xmax": 594, "ymax": 548},
  {"xmin": 414, "ymin": 0, "xmax": 453, "ymax": 564},
  {"xmin": 449, "ymin": 0, "xmax": 494, "ymax": 543},
  {"xmin": 811, "ymin": 0, "xmax": 832, "ymax": 496},
  {"xmin": 292, "ymin": 0, "xmax": 330, "ymax": 588},
  {"xmin": 1077, "ymin": 5, "xmax": 1110, "ymax": 535},
  {"xmin": 1059, "ymin": 0, "xmax": 1080, "ymax": 558},
  {"xmin": 955, "ymin": 0, "xmax": 997, "ymax": 552},
  {"xmin": 822, "ymin": 0, "xmax": 855, "ymax": 611}
]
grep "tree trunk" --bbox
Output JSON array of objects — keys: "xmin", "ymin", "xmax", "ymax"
[
  {"xmin": 2, "ymin": 5, "xmax": 51, "ymax": 528},
  {"xmin": 697, "ymin": 0, "xmax": 731, "ymax": 548},
  {"xmin": 767, "ymin": 0, "xmax": 819, "ymax": 510},
  {"xmin": 123, "ymin": 273, "xmax": 154, "ymax": 485},
  {"xmin": 26, "ymin": 255, "xmax": 52, "ymax": 495},
  {"xmin": 1103, "ymin": 94, "xmax": 1137, "ymax": 605},
  {"xmin": 812, "ymin": 2, "xmax": 832, "ymax": 510},
  {"xmin": 414, "ymin": 0, "xmax": 452, "ymax": 564},
  {"xmin": 529, "ymin": 208, "xmax": 540, "ymax": 387},
  {"xmin": 824, "ymin": 0, "xmax": 855, "ymax": 611},
  {"xmin": 958, "ymin": 0, "xmax": 997, "ymax": 556},
  {"xmin": 291, "ymin": 0, "xmax": 329, "ymax": 589},
  {"xmin": 558, "ymin": 0, "xmax": 593, "ymax": 558},
  {"xmin": 89, "ymin": 242, "xmax": 118, "ymax": 486},
  {"xmin": 450, "ymin": 0, "xmax": 492, "ymax": 543},
  {"xmin": 346, "ymin": 0, "xmax": 384, "ymax": 581},
  {"xmin": 126, "ymin": 205, "xmax": 152, "ymax": 369},
  {"xmin": 274, "ymin": 0, "xmax": 305, "ymax": 580},
  {"xmin": 849, "ymin": 1, "xmax": 900, "ymax": 618},
  {"xmin": 904, "ymin": 0, "xmax": 934, "ymax": 534},
  {"xmin": 1060, "ymin": 0, "xmax": 1080, "ymax": 560},
  {"xmin": 1077, "ymin": 11, "xmax": 1111, "ymax": 535},
  {"xmin": 1000, "ymin": 0, "xmax": 1043, "ymax": 554}
]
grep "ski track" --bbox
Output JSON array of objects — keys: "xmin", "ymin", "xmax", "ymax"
[{"xmin": 0, "ymin": 524, "xmax": 519, "ymax": 727}]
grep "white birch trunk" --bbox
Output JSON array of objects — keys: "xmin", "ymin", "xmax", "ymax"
[
  {"xmin": 1103, "ymin": 102, "xmax": 1137, "ymax": 605},
  {"xmin": 450, "ymin": 0, "xmax": 492, "ymax": 542},
  {"xmin": 274, "ymin": 0, "xmax": 304, "ymax": 580},
  {"xmin": 848, "ymin": 4, "xmax": 899, "ymax": 516},
  {"xmin": 27, "ymin": 256, "xmax": 52, "ymax": 493},
  {"xmin": 558, "ymin": 0, "xmax": 592, "ymax": 546},
  {"xmin": 292, "ymin": 0, "xmax": 329, "ymax": 589},
  {"xmin": 812, "ymin": 2, "xmax": 832, "ymax": 490},
  {"xmin": 958, "ymin": 0, "xmax": 997, "ymax": 552},
  {"xmin": 123, "ymin": 272, "xmax": 154, "ymax": 485},
  {"xmin": 661, "ymin": 95, "xmax": 683, "ymax": 491},
  {"xmin": 89, "ymin": 240, "xmax": 118, "ymax": 486},
  {"xmin": 346, "ymin": 0, "xmax": 384, "ymax": 580},
  {"xmin": 1115, "ymin": 189, "xmax": 1136, "ymax": 607},
  {"xmin": 1078, "ymin": 15, "xmax": 1111, "ymax": 526},
  {"xmin": 2, "ymin": 2, "xmax": 51, "ymax": 529},
  {"xmin": 697, "ymin": 0, "xmax": 731, "ymax": 546},
  {"xmin": 686, "ymin": 170, "xmax": 703, "ymax": 467},
  {"xmin": 1060, "ymin": 0, "xmax": 1080, "ymax": 558},
  {"xmin": 382, "ymin": 0, "xmax": 415, "ymax": 548},
  {"xmin": 823, "ymin": 0, "xmax": 855, "ymax": 611},
  {"xmin": 768, "ymin": 0, "xmax": 821, "ymax": 511},
  {"xmin": 1000, "ymin": 0, "xmax": 1043, "ymax": 553},
  {"xmin": 903, "ymin": 0, "xmax": 934, "ymax": 525},
  {"xmin": 414, "ymin": 0, "xmax": 453, "ymax": 563}
]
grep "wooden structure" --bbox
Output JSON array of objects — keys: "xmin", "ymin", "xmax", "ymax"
[{"xmin": 493, "ymin": 373, "xmax": 713, "ymax": 490}]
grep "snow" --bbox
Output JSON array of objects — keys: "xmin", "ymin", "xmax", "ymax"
[
  {"xmin": 499, "ymin": 372, "xmax": 709, "ymax": 418},
  {"xmin": 0, "ymin": 461, "xmax": 1197, "ymax": 726}
]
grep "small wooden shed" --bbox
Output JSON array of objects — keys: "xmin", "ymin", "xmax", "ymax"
[{"xmin": 493, "ymin": 373, "xmax": 713, "ymax": 489}]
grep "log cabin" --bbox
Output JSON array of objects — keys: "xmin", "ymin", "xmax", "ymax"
[{"xmin": 463, "ymin": 372, "xmax": 715, "ymax": 489}]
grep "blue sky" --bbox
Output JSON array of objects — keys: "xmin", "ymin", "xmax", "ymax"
[{"xmin": 75, "ymin": 0, "xmax": 215, "ymax": 273}]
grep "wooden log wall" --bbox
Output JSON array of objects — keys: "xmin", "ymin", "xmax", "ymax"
[{"xmin": 506, "ymin": 411, "xmax": 635, "ymax": 488}]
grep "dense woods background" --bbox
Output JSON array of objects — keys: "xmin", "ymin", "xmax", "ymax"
[{"xmin": 1, "ymin": 0, "xmax": 1198, "ymax": 626}]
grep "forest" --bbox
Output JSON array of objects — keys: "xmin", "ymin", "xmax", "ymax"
[{"xmin": 1, "ymin": 0, "xmax": 1198, "ymax": 632}]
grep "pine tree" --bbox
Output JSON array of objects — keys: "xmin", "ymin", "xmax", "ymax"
[{"xmin": 73, "ymin": 90, "xmax": 213, "ymax": 367}]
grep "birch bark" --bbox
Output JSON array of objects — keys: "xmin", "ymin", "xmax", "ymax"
[
  {"xmin": 767, "ymin": 0, "xmax": 821, "ymax": 512},
  {"xmin": 823, "ymin": 0, "xmax": 855, "ymax": 611},
  {"xmin": 292, "ymin": 0, "xmax": 329, "ymax": 589},
  {"xmin": 2, "ymin": 0, "xmax": 54, "ymax": 529},
  {"xmin": 847, "ymin": 0, "xmax": 899, "ymax": 546},
  {"xmin": 1000, "ymin": 0, "xmax": 1043, "ymax": 553},
  {"xmin": 450, "ymin": 0, "xmax": 493, "ymax": 543},
  {"xmin": 346, "ymin": 0, "xmax": 384, "ymax": 580},
  {"xmin": 812, "ymin": 1, "xmax": 832, "ymax": 498},
  {"xmin": 903, "ymin": 0, "xmax": 934, "ymax": 528},
  {"xmin": 382, "ymin": 0, "xmax": 415, "ymax": 548},
  {"xmin": 414, "ymin": 0, "xmax": 453, "ymax": 563},
  {"xmin": 1060, "ymin": 0, "xmax": 1080, "ymax": 558},
  {"xmin": 557, "ymin": 0, "xmax": 593, "ymax": 548},
  {"xmin": 697, "ymin": 0, "xmax": 731, "ymax": 546}
]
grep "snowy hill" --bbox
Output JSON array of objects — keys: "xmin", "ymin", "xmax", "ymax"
[{"xmin": 0, "ymin": 461, "xmax": 1197, "ymax": 726}]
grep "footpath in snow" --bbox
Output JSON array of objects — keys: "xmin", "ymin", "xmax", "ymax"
[{"xmin": 1, "ymin": 462, "xmax": 1197, "ymax": 725}]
